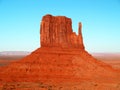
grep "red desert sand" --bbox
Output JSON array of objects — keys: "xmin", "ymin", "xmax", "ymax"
[{"xmin": 0, "ymin": 14, "xmax": 120, "ymax": 90}]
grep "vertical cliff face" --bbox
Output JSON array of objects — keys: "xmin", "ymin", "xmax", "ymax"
[{"xmin": 40, "ymin": 14, "xmax": 84, "ymax": 49}]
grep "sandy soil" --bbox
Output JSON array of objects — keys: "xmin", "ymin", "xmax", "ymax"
[
  {"xmin": 92, "ymin": 53, "xmax": 120, "ymax": 69},
  {"xmin": 1, "ymin": 81, "xmax": 120, "ymax": 90},
  {"xmin": 0, "ymin": 55, "xmax": 24, "ymax": 66},
  {"xmin": 0, "ymin": 53, "xmax": 120, "ymax": 90},
  {"xmin": 1, "ymin": 53, "xmax": 120, "ymax": 69}
]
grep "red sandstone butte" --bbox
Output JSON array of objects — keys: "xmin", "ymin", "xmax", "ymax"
[
  {"xmin": 0, "ymin": 14, "xmax": 120, "ymax": 85},
  {"xmin": 40, "ymin": 14, "xmax": 84, "ymax": 49}
]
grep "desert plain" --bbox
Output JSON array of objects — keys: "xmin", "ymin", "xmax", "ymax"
[{"xmin": 0, "ymin": 53, "xmax": 120, "ymax": 90}]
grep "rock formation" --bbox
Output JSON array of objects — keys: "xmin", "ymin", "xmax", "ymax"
[
  {"xmin": 0, "ymin": 14, "xmax": 120, "ymax": 89},
  {"xmin": 40, "ymin": 14, "xmax": 84, "ymax": 49}
]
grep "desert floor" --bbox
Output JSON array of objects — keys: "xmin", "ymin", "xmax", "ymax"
[
  {"xmin": 91, "ymin": 53, "xmax": 120, "ymax": 69},
  {"xmin": 0, "ymin": 53, "xmax": 120, "ymax": 90},
  {"xmin": 0, "ymin": 53, "xmax": 120, "ymax": 69}
]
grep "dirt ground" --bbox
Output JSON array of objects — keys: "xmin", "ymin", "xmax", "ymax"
[
  {"xmin": 1, "ymin": 53, "xmax": 120, "ymax": 69},
  {"xmin": 91, "ymin": 53, "xmax": 120, "ymax": 69},
  {"xmin": 0, "ymin": 53, "xmax": 120, "ymax": 90}
]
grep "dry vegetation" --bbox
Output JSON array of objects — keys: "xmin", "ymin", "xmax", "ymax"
[{"xmin": 1, "ymin": 82, "xmax": 120, "ymax": 90}]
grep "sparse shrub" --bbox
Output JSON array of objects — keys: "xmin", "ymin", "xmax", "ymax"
[
  {"xmin": 2, "ymin": 83, "xmax": 16, "ymax": 90},
  {"xmin": 48, "ymin": 85, "xmax": 52, "ymax": 90},
  {"xmin": 59, "ymin": 87, "xmax": 63, "ymax": 90}
]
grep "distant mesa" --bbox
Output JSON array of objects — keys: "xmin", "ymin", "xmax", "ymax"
[
  {"xmin": 0, "ymin": 51, "xmax": 30, "ymax": 56},
  {"xmin": 0, "ymin": 14, "xmax": 119, "ymax": 87}
]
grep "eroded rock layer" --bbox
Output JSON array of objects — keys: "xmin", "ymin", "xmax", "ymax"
[{"xmin": 40, "ymin": 14, "xmax": 84, "ymax": 49}]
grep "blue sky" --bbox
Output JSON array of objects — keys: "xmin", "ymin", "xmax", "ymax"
[{"xmin": 0, "ymin": 0, "xmax": 120, "ymax": 52}]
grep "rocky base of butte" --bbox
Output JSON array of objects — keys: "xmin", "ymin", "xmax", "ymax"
[{"xmin": 0, "ymin": 14, "xmax": 120, "ymax": 90}]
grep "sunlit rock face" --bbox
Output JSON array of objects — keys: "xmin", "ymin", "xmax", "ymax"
[
  {"xmin": 40, "ymin": 14, "xmax": 84, "ymax": 49},
  {"xmin": 0, "ymin": 14, "xmax": 119, "ymax": 87}
]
